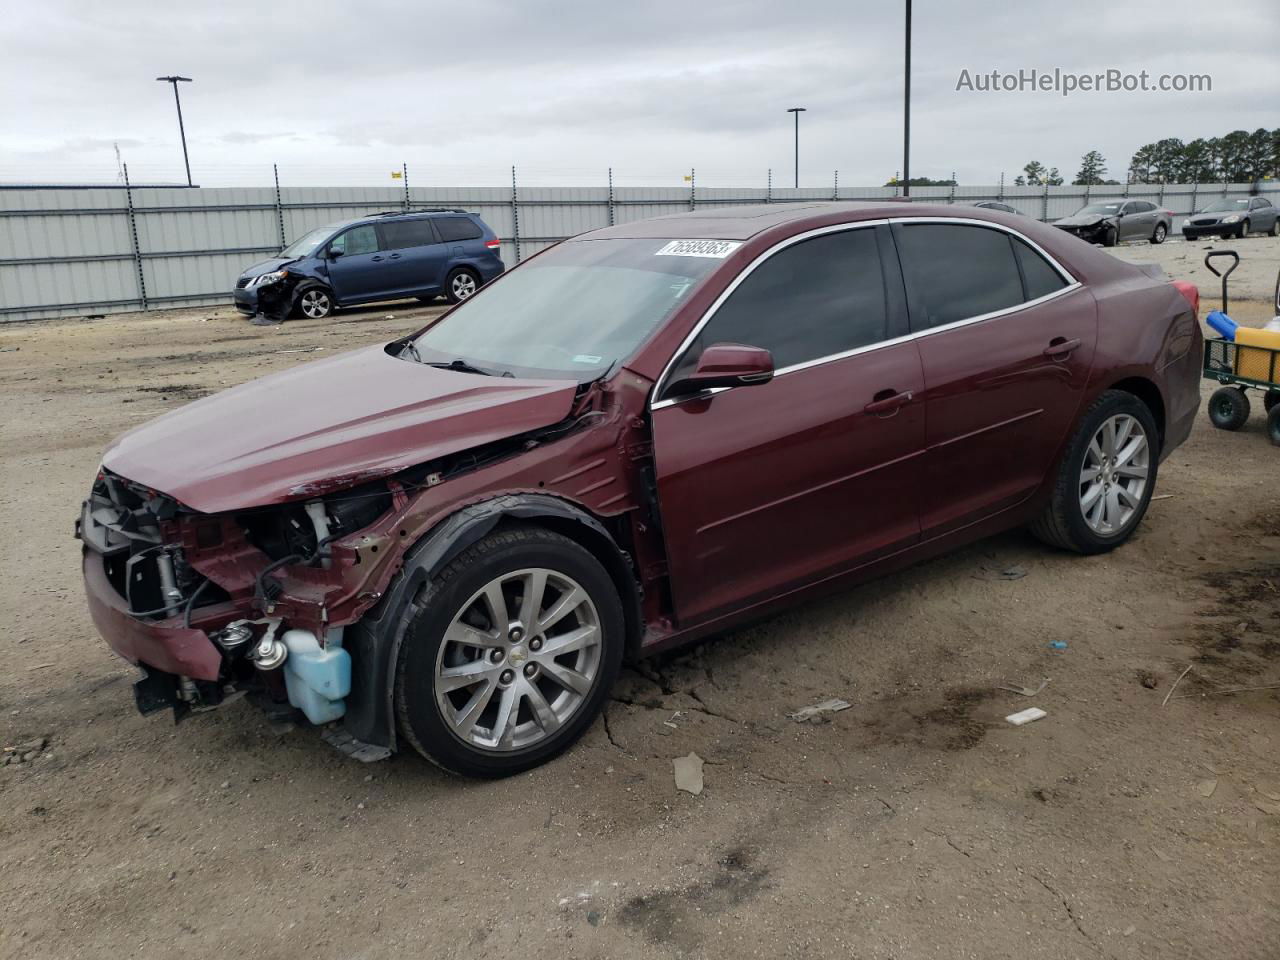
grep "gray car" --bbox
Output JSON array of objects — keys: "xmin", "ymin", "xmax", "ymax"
[
  {"xmin": 1182, "ymin": 196, "xmax": 1280, "ymax": 240},
  {"xmin": 1053, "ymin": 200, "xmax": 1173, "ymax": 246}
]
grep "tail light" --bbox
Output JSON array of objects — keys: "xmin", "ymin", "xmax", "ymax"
[
  {"xmin": 1172, "ymin": 280, "xmax": 1199, "ymax": 316},
  {"xmin": 485, "ymin": 238, "xmax": 501, "ymax": 250}
]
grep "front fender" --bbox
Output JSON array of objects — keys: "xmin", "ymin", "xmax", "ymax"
[{"xmin": 340, "ymin": 493, "xmax": 637, "ymax": 751}]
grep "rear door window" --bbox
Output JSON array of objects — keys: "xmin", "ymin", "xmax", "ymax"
[
  {"xmin": 435, "ymin": 217, "xmax": 484, "ymax": 242},
  {"xmin": 330, "ymin": 224, "xmax": 380, "ymax": 256},
  {"xmin": 378, "ymin": 219, "xmax": 439, "ymax": 250},
  {"xmin": 672, "ymin": 227, "xmax": 888, "ymax": 380},
  {"xmin": 894, "ymin": 223, "xmax": 1025, "ymax": 330}
]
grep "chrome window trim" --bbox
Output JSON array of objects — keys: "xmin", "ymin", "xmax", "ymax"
[{"xmin": 651, "ymin": 216, "xmax": 1081, "ymax": 411}]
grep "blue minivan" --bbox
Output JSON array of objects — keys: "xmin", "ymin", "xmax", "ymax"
[{"xmin": 233, "ymin": 209, "xmax": 505, "ymax": 321}]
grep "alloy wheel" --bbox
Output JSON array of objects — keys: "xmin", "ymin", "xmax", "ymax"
[
  {"xmin": 300, "ymin": 289, "xmax": 330, "ymax": 318},
  {"xmin": 451, "ymin": 272, "xmax": 478, "ymax": 300},
  {"xmin": 1079, "ymin": 413, "xmax": 1149, "ymax": 536},
  {"xmin": 433, "ymin": 568, "xmax": 602, "ymax": 752}
]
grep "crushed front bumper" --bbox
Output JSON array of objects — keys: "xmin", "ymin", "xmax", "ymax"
[{"xmin": 82, "ymin": 548, "xmax": 223, "ymax": 681}]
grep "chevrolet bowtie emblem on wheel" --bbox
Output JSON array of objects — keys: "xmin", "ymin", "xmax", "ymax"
[{"xmin": 509, "ymin": 647, "xmax": 528, "ymax": 664}]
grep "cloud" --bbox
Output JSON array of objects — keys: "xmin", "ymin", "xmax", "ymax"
[{"xmin": 0, "ymin": 0, "xmax": 1274, "ymax": 186}]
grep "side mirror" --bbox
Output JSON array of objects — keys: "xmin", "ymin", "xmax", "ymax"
[
  {"xmin": 667, "ymin": 343, "xmax": 774, "ymax": 397},
  {"xmin": 327, "ymin": 247, "xmax": 344, "ymax": 259}
]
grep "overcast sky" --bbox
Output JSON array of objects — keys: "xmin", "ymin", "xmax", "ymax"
[{"xmin": 1, "ymin": 0, "xmax": 1276, "ymax": 188}]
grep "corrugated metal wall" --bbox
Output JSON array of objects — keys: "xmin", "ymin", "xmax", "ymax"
[{"xmin": 2, "ymin": 180, "xmax": 1274, "ymax": 322}]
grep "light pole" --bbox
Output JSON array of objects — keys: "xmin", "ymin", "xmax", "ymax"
[
  {"xmin": 787, "ymin": 107, "xmax": 806, "ymax": 189},
  {"xmin": 902, "ymin": 0, "xmax": 912, "ymax": 197},
  {"xmin": 155, "ymin": 75, "xmax": 193, "ymax": 187}
]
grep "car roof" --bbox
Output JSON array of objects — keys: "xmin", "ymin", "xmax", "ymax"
[{"xmin": 580, "ymin": 200, "xmax": 963, "ymax": 241}]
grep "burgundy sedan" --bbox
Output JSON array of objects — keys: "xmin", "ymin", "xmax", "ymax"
[{"xmin": 78, "ymin": 202, "xmax": 1202, "ymax": 776}]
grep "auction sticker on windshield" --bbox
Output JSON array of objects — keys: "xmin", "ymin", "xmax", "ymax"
[{"xmin": 655, "ymin": 239, "xmax": 742, "ymax": 258}]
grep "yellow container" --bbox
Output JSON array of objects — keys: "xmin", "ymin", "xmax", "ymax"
[{"xmin": 1233, "ymin": 327, "xmax": 1280, "ymax": 383}]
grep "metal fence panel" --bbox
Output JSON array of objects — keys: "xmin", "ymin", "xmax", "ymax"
[{"xmin": 2, "ymin": 180, "xmax": 1276, "ymax": 322}]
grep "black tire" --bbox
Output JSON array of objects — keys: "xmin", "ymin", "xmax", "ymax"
[
  {"xmin": 1103, "ymin": 226, "xmax": 1118, "ymax": 247},
  {"xmin": 1029, "ymin": 390, "xmax": 1161, "ymax": 555},
  {"xmin": 1269, "ymin": 405, "xmax": 1280, "ymax": 447},
  {"xmin": 1264, "ymin": 391, "xmax": 1280, "ymax": 414},
  {"xmin": 1238, "ymin": 220, "xmax": 1250, "ymax": 239},
  {"xmin": 294, "ymin": 286, "xmax": 334, "ymax": 319},
  {"xmin": 1268, "ymin": 219, "xmax": 1279, "ymax": 238},
  {"xmin": 444, "ymin": 267, "xmax": 481, "ymax": 305},
  {"xmin": 394, "ymin": 526, "xmax": 624, "ymax": 778},
  {"xmin": 1208, "ymin": 386, "xmax": 1250, "ymax": 430},
  {"xmin": 1150, "ymin": 222, "xmax": 1167, "ymax": 244}
]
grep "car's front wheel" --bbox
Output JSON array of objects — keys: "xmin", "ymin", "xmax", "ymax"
[
  {"xmin": 1268, "ymin": 220, "xmax": 1279, "ymax": 238},
  {"xmin": 295, "ymin": 287, "xmax": 333, "ymax": 319},
  {"xmin": 1238, "ymin": 219, "xmax": 1251, "ymax": 239},
  {"xmin": 1150, "ymin": 222, "xmax": 1167, "ymax": 244},
  {"xmin": 1103, "ymin": 225, "xmax": 1118, "ymax": 247},
  {"xmin": 1030, "ymin": 390, "xmax": 1160, "ymax": 555},
  {"xmin": 394, "ymin": 526, "xmax": 624, "ymax": 777}
]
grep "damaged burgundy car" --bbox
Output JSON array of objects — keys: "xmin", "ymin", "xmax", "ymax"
[{"xmin": 79, "ymin": 202, "xmax": 1202, "ymax": 777}]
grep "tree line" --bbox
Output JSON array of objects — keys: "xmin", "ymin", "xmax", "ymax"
[{"xmin": 1011, "ymin": 127, "xmax": 1279, "ymax": 188}]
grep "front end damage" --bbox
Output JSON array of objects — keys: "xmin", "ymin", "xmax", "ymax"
[
  {"xmin": 78, "ymin": 467, "xmax": 389, "ymax": 727},
  {"xmin": 75, "ymin": 369, "xmax": 657, "ymax": 759}
]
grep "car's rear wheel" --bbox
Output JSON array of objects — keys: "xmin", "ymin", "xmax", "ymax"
[
  {"xmin": 296, "ymin": 287, "xmax": 333, "ymax": 319},
  {"xmin": 1208, "ymin": 386, "xmax": 1250, "ymax": 430},
  {"xmin": 1150, "ymin": 223, "xmax": 1167, "ymax": 244},
  {"xmin": 444, "ymin": 267, "xmax": 480, "ymax": 305},
  {"xmin": 1030, "ymin": 390, "xmax": 1160, "ymax": 555},
  {"xmin": 394, "ymin": 526, "xmax": 623, "ymax": 778}
]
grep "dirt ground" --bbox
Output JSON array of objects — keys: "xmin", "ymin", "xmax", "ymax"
[{"xmin": 2, "ymin": 253, "xmax": 1279, "ymax": 960}]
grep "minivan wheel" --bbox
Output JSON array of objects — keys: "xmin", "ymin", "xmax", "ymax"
[
  {"xmin": 1150, "ymin": 223, "xmax": 1167, "ymax": 244},
  {"xmin": 394, "ymin": 526, "xmax": 624, "ymax": 778},
  {"xmin": 445, "ymin": 268, "xmax": 480, "ymax": 304},
  {"xmin": 1030, "ymin": 390, "xmax": 1160, "ymax": 555},
  {"xmin": 296, "ymin": 287, "xmax": 333, "ymax": 319}
]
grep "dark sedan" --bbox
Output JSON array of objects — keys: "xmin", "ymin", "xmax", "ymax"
[
  {"xmin": 1182, "ymin": 196, "xmax": 1279, "ymax": 240},
  {"xmin": 79, "ymin": 202, "xmax": 1202, "ymax": 776},
  {"xmin": 1054, "ymin": 200, "xmax": 1173, "ymax": 246}
]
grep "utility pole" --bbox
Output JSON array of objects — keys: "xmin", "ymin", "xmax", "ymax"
[
  {"xmin": 902, "ymin": 0, "xmax": 912, "ymax": 197},
  {"xmin": 787, "ymin": 107, "xmax": 806, "ymax": 189},
  {"xmin": 155, "ymin": 75, "xmax": 193, "ymax": 187}
]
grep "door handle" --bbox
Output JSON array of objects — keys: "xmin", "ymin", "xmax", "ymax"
[
  {"xmin": 388, "ymin": 253, "xmax": 402, "ymax": 260},
  {"xmin": 371, "ymin": 255, "xmax": 384, "ymax": 262},
  {"xmin": 863, "ymin": 389, "xmax": 913, "ymax": 416},
  {"xmin": 1043, "ymin": 337, "xmax": 1081, "ymax": 359}
]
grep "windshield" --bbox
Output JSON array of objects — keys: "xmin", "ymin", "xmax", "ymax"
[
  {"xmin": 409, "ymin": 238, "xmax": 727, "ymax": 380},
  {"xmin": 1078, "ymin": 203, "xmax": 1122, "ymax": 215},
  {"xmin": 1202, "ymin": 198, "xmax": 1250, "ymax": 212},
  {"xmin": 280, "ymin": 223, "xmax": 342, "ymax": 259}
]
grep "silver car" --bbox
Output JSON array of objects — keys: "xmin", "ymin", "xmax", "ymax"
[
  {"xmin": 1053, "ymin": 200, "xmax": 1173, "ymax": 246},
  {"xmin": 1182, "ymin": 196, "xmax": 1280, "ymax": 240}
]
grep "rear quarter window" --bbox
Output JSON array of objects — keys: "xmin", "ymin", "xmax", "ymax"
[{"xmin": 435, "ymin": 217, "xmax": 484, "ymax": 242}]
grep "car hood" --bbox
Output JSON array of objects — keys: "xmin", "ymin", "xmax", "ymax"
[
  {"xmin": 238, "ymin": 257, "xmax": 295, "ymax": 280},
  {"xmin": 102, "ymin": 345, "xmax": 579, "ymax": 513},
  {"xmin": 1190, "ymin": 212, "xmax": 1228, "ymax": 221},
  {"xmin": 1054, "ymin": 214, "xmax": 1108, "ymax": 228}
]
